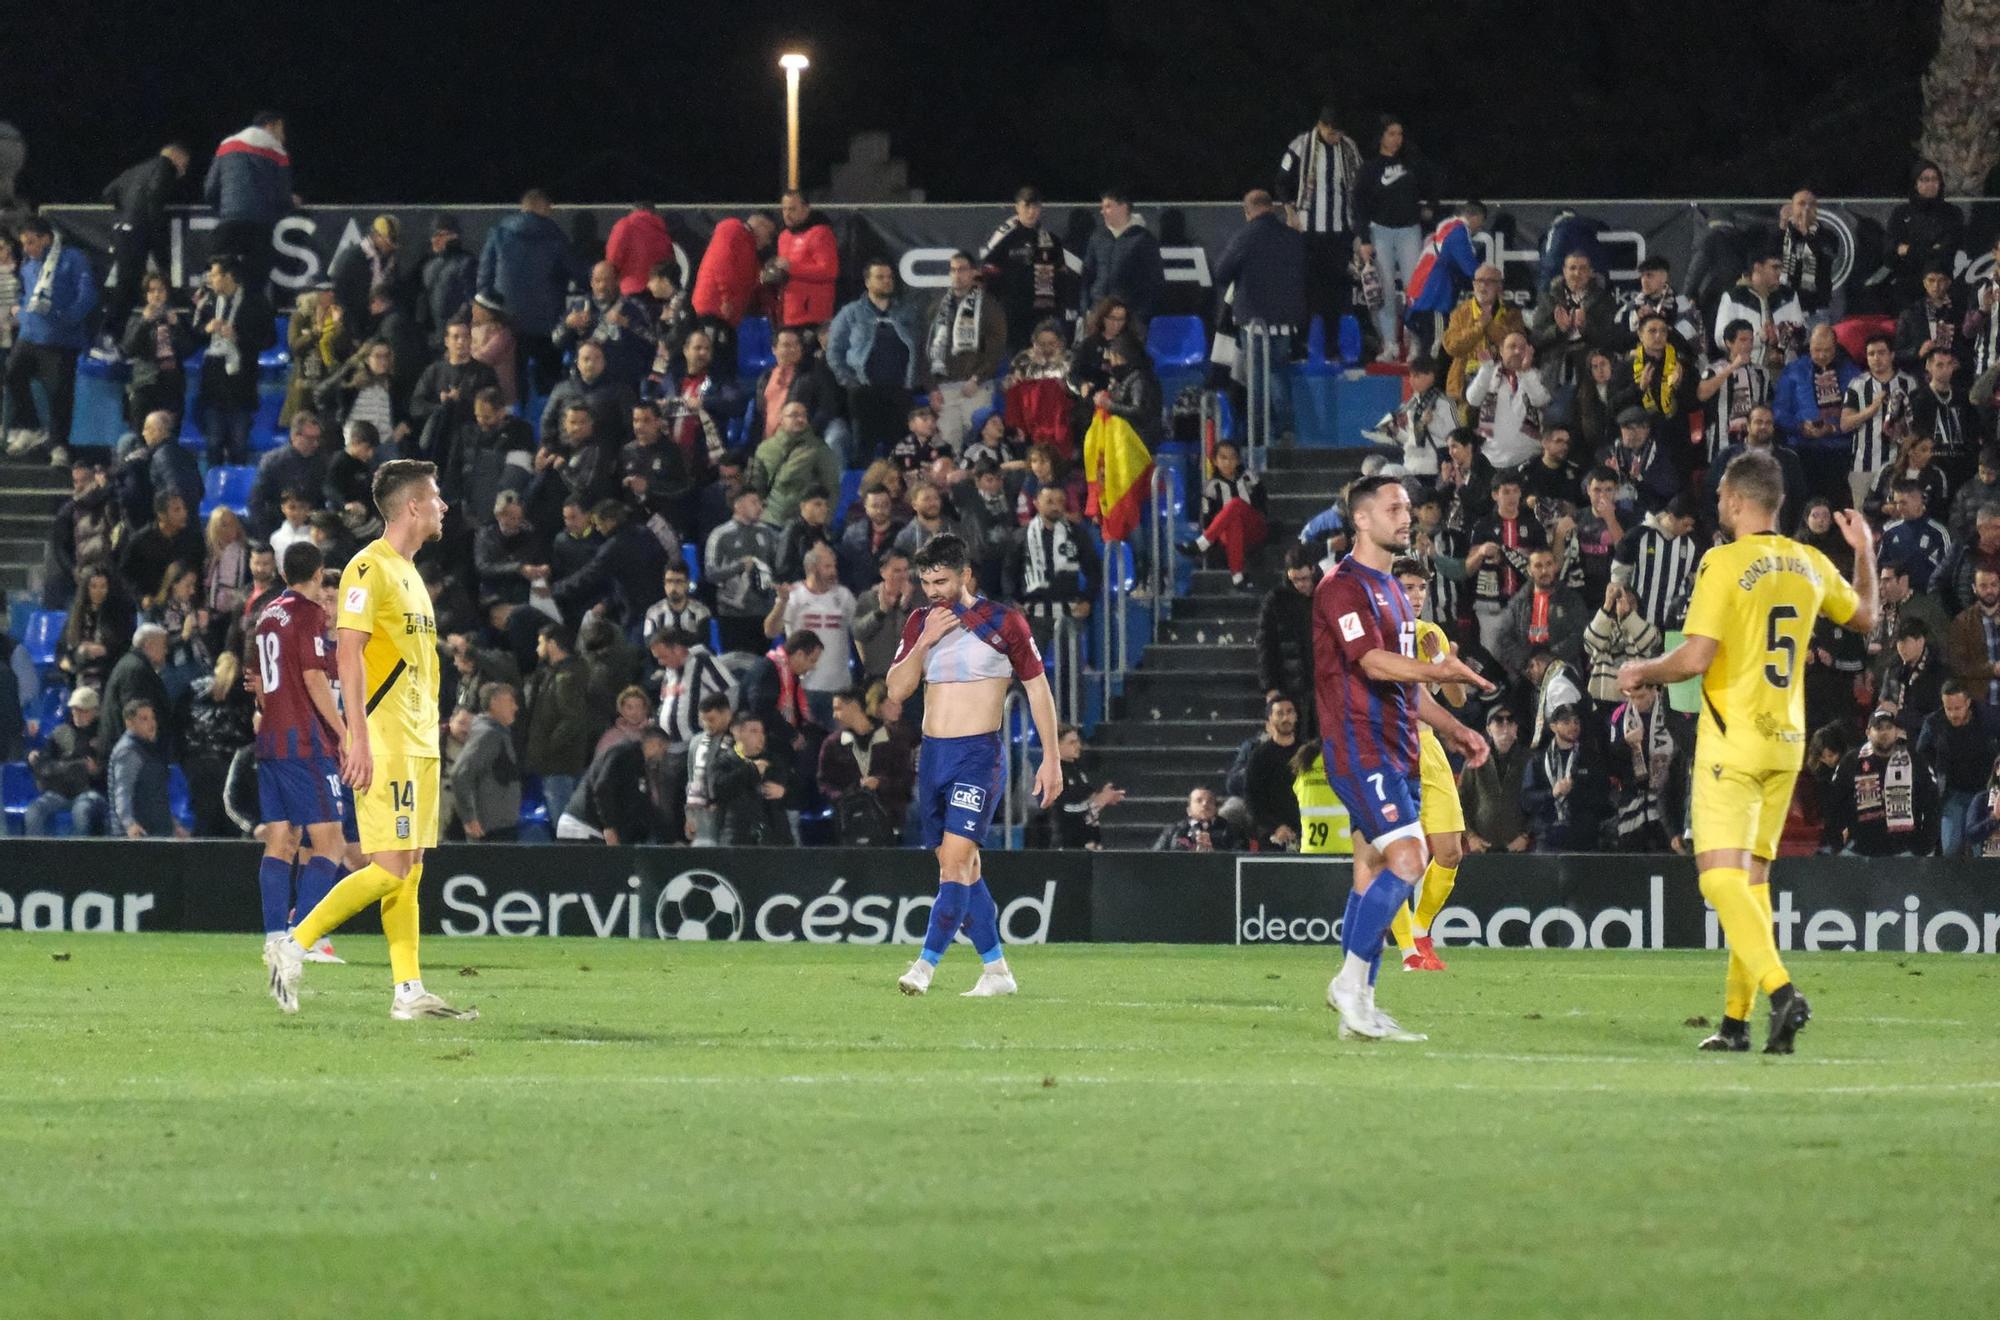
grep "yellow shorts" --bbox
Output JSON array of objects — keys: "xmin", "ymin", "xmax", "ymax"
[
  {"xmin": 1690, "ymin": 762, "xmax": 1794, "ymax": 862},
  {"xmin": 1418, "ymin": 729, "xmax": 1465, "ymax": 836},
  {"xmin": 357, "ymin": 754, "xmax": 440, "ymax": 855}
]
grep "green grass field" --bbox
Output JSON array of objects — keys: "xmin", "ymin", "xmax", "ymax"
[{"xmin": 3, "ymin": 935, "xmax": 1997, "ymax": 1318}]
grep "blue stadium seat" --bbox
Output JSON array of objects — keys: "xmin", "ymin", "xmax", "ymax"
[
  {"xmin": 708, "ymin": 619, "xmax": 723, "ymax": 654},
  {"xmin": 24, "ymin": 610, "xmax": 65, "ymax": 669},
  {"xmin": 201, "ymin": 465, "xmax": 256, "ymax": 521},
  {"xmin": 727, "ymin": 396, "xmax": 754, "ymax": 449},
  {"xmin": 259, "ymin": 315, "xmax": 291, "ymax": 370},
  {"xmin": 27, "ymin": 686, "xmax": 68, "ymax": 749},
  {"xmin": 835, "ymin": 468, "xmax": 865, "ymax": 524},
  {"xmin": 167, "ymin": 765, "xmax": 193, "ymax": 831},
  {"xmin": 72, "ymin": 355, "xmax": 131, "ymax": 449},
  {"xmin": 519, "ymin": 774, "xmax": 549, "ymax": 828},
  {"xmin": 2, "ymin": 761, "xmax": 35, "ymax": 835},
  {"xmin": 1145, "ymin": 315, "xmax": 1206, "ymax": 371},
  {"xmin": 736, "ymin": 316, "xmax": 775, "ymax": 375},
  {"xmin": 681, "ymin": 540, "xmax": 701, "ymax": 586}
]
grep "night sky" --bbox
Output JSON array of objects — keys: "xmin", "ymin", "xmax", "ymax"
[{"xmin": 7, "ymin": 1, "xmax": 1947, "ymax": 207}]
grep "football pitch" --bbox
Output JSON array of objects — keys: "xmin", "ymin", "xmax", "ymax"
[{"xmin": 3, "ymin": 936, "xmax": 1996, "ymax": 1318}]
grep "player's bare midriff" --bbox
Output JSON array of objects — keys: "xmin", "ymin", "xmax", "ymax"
[{"xmin": 921, "ymin": 675, "xmax": 1010, "ymax": 739}]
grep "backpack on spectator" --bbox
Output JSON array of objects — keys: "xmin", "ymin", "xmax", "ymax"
[{"xmin": 836, "ymin": 788, "xmax": 898, "ymax": 846}]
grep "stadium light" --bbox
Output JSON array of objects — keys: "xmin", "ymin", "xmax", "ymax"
[{"xmin": 779, "ymin": 52, "xmax": 810, "ymax": 191}]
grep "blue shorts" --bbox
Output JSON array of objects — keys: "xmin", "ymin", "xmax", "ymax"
[
  {"xmin": 258, "ymin": 754, "xmax": 346, "ymax": 830},
  {"xmin": 1321, "ymin": 748, "xmax": 1424, "ymax": 849},
  {"xmin": 337, "ymin": 782, "xmax": 359, "ymax": 845},
  {"xmin": 916, "ymin": 731, "xmax": 1005, "ymax": 849}
]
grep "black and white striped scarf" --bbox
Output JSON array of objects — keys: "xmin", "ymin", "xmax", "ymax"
[
  {"xmin": 929, "ymin": 288, "xmax": 986, "ymax": 379},
  {"xmin": 1614, "ymin": 698, "xmax": 1675, "ymax": 839},
  {"xmin": 1781, "ymin": 226, "xmax": 1821, "ymax": 302}
]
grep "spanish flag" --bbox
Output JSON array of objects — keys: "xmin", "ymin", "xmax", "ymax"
[{"xmin": 1082, "ymin": 406, "xmax": 1154, "ymax": 543}]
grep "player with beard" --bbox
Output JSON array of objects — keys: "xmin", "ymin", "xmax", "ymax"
[
  {"xmin": 887, "ymin": 533, "xmax": 1061, "ymax": 997},
  {"xmin": 1314, "ymin": 477, "xmax": 1493, "ymax": 1040}
]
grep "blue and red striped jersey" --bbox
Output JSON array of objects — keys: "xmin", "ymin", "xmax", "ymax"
[{"xmin": 1312, "ymin": 556, "xmax": 1421, "ymax": 777}]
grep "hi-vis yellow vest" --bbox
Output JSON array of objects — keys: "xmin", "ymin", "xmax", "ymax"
[{"xmin": 1292, "ymin": 753, "xmax": 1353, "ymax": 856}]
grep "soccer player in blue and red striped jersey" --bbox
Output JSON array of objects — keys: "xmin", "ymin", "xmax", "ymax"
[
  {"xmin": 250, "ymin": 542, "xmax": 350, "ymax": 967},
  {"xmin": 1313, "ymin": 476, "xmax": 1493, "ymax": 1040}
]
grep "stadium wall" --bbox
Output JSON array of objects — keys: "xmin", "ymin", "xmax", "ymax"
[
  {"xmin": 2, "ymin": 842, "xmax": 1996, "ymax": 954},
  {"xmin": 38, "ymin": 199, "xmax": 2000, "ymax": 319}
]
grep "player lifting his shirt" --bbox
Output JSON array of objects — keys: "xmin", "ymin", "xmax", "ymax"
[
  {"xmin": 1619, "ymin": 449, "xmax": 1875, "ymax": 1054},
  {"xmin": 265, "ymin": 459, "xmax": 477, "ymax": 1021}
]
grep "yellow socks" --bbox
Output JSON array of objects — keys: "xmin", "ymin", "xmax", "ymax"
[
  {"xmin": 1389, "ymin": 903, "xmax": 1415, "ymax": 953},
  {"xmin": 291, "ymin": 863, "xmax": 403, "ymax": 950},
  {"xmin": 1700, "ymin": 868, "xmax": 1789, "ymax": 999},
  {"xmin": 1722, "ymin": 882, "xmax": 1776, "ymax": 1020},
  {"xmin": 1412, "ymin": 860, "xmax": 1458, "ymax": 934},
  {"xmin": 380, "ymin": 862, "xmax": 424, "ymax": 986}
]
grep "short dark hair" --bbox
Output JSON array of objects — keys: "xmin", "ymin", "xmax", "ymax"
[
  {"xmin": 1391, "ymin": 556, "xmax": 1426, "ymax": 579},
  {"xmin": 1283, "ymin": 543, "xmax": 1319, "ymax": 571},
  {"xmin": 538, "ymin": 621, "xmax": 576, "ymax": 653},
  {"xmin": 1722, "ymin": 318, "xmax": 1754, "ymax": 342},
  {"xmin": 123, "ymin": 698, "xmax": 155, "ymax": 723},
  {"xmin": 372, "ymin": 459, "xmax": 437, "ymax": 519},
  {"xmin": 1942, "ymin": 679, "xmax": 1969, "ymax": 699},
  {"xmin": 648, "ymin": 627, "xmax": 697, "ymax": 651},
  {"xmin": 1864, "ymin": 332, "xmax": 1894, "ymax": 353},
  {"xmin": 663, "ymin": 560, "xmax": 689, "ymax": 579},
  {"xmin": 473, "ymin": 385, "xmax": 503, "ymax": 409},
  {"xmin": 1265, "ymin": 692, "xmax": 1296, "ymax": 713},
  {"xmin": 784, "ymin": 629, "xmax": 824, "ymax": 656},
  {"xmin": 1406, "ymin": 353, "xmax": 1439, "ymax": 376},
  {"xmin": 252, "ymin": 110, "xmax": 285, "ymax": 128},
  {"xmin": 208, "ymin": 254, "xmax": 243, "ymax": 280},
  {"xmin": 1493, "ymin": 472, "xmax": 1523, "ymax": 492},
  {"xmin": 1664, "ymin": 492, "xmax": 1699, "ymax": 522},
  {"xmin": 1638, "ymin": 255, "xmax": 1671, "ymax": 274},
  {"xmin": 731, "ymin": 710, "xmax": 764, "ymax": 730},
  {"xmin": 344, "ymin": 419, "xmax": 380, "ymax": 448},
  {"xmin": 697, "ymin": 691, "xmax": 733, "ymax": 715},
  {"xmin": 912, "ymin": 532, "xmax": 972, "ymax": 575},
  {"xmin": 1897, "ymin": 616, "xmax": 1931, "ymax": 642},
  {"xmin": 1892, "ymin": 477, "xmax": 1926, "ymax": 504},
  {"xmin": 1586, "ymin": 464, "xmax": 1620, "ymax": 488},
  {"xmin": 281, "ymin": 541, "xmax": 323, "ymax": 586},
  {"xmin": 281, "ymin": 486, "xmax": 312, "ymax": 507},
  {"xmin": 1447, "ymin": 425, "xmax": 1482, "ymax": 449},
  {"xmin": 863, "ymin": 257, "xmax": 894, "ymax": 279},
  {"xmin": 591, "ymin": 499, "xmax": 627, "ymax": 526},
  {"xmin": 17, "ymin": 215, "xmax": 52, "ymax": 239},
  {"xmin": 1100, "ymin": 186, "xmax": 1132, "ymax": 206},
  {"xmin": 152, "ymin": 490, "xmax": 183, "ymax": 517},
  {"xmin": 1347, "ymin": 474, "xmax": 1404, "ymax": 512}
]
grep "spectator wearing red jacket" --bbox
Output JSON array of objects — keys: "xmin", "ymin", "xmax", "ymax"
[
  {"xmin": 773, "ymin": 190, "xmax": 839, "ymax": 333},
  {"xmin": 605, "ymin": 203, "xmax": 674, "ymax": 296},
  {"xmin": 694, "ymin": 213, "xmax": 776, "ymax": 327}
]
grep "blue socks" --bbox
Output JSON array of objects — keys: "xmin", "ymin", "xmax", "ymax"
[
  {"xmin": 296, "ymin": 855, "xmax": 339, "ymax": 922},
  {"xmin": 963, "ymin": 880, "xmax": 1003, "ymax": 964},
  {"xmin": 921, "ymin": 882, "xmax": 971, "ymax": 965},
  {"xmin": 1342, "ymin": 874, "xmax": 1414, "ymax": 972},
  {"xmin": 257, "ymin": 856, "xmax": 294, "ymax": 935}
]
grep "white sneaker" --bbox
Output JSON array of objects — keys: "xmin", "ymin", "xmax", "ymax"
[
  {"xmin": 1375, "ymin": 347, "xmax": 1402, "ymax": 364},
  {"xmin": 1328, "ymin": 977, "xmax": 1385, "ymax": 1039},
  {"xmin": 389, "ymin": 991, "xmax": 478, "ymax": 1021},
  {"xmin": 961, "ymin": 967, "xmax": 1018, "ymax": 998},
  {"xmin": 1371, "ymin": 1006, "xmax": 1428, "ymax": 1043},
  {"xmin": 302, "ymin": 939, "xmax": 345, "ymax": 965},
  {"xmin": 46, "ymin": 445, "xmax": 67, "ymax": 467},
  {"xmin": 897, "ymin": 958, "xmax": 935, "ymax": 996},
  {"xmin": 264, "ymin": 934, "xmax": 303, "ymax": 1014},
  {"xmin": 6, "ymin": 428, "xmax": 45, "ymax": 457}
]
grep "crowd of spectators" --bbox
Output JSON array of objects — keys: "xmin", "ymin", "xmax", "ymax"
[
  {"xmin": 0, "ymin": 113, "xmax": 1187, "ymax": 849},
  {"xmin": 2, "ymin": 108, "xmax": 1998, "ymax": 858}
]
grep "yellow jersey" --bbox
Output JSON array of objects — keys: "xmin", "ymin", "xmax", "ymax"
[
  {"xmin": 1680, "ymin": 533, "xmax": 1858, "ymax": 773},
  {"xmin": 336, "ymin": 538, "xmax": 441, "ymax": 759},
  {"xmin": 1412, "ymin": 618, "xmax": 1453, "ymax": 763},
  {"xmin": 1292, "ymin": 752, "xmax": 1354, "ymax": 855}
]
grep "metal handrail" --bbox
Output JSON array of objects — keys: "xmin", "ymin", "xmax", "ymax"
[
  {"xmin": 1242, "ymin": 322, "xmax": 1273, "ymax": 476},
  {"xmin": 1050, "ymin": 611, "xmax": 1082, "ymax": 725},
  {"xmin": 1148, "ymin": 464, "xmax": 1172, "ymax": 633}
]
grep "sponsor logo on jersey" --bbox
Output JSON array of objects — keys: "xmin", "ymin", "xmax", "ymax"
[
  {"xmin": 949, "ymin": 782, "xmax": 987, "ymax": 813},
  {"xmin": 1339, "ymin": 611, "xmax": 1364, "ymax": 641},
  {"xmin": 345, "ymin": 586, "xmax": 367, "ymax": 613}
]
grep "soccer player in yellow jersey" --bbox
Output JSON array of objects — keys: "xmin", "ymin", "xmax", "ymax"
[
  {"xmin": 1387, "ymin": 558, "xmax": 1467, "ymax": 971},
  {"xmin": 265, "ymin": 460, "xmax": 476, "ymax": 1021},
  {"xmin": 1618, "ymin": 450, "xmax": 1874, "ymax": 1054}
]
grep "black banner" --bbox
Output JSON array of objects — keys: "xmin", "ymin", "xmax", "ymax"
[
  {"xmin": 38, "ymin": 198, "xmax": 2000, "ymax": 324},
  {"xmin": 2, "ymin": 842, "xmax": 1995, "ymax": 953}
]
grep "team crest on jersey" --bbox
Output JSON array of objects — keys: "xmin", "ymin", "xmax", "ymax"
[
  {"xmin": 949, "ymin": 783, "xmax": 987, "ymax": 813},
  {"xmin": 396, "ymin": 815, "xmax": 411, "ymax": 839},
  {"xmin": 1339, "ymin": 611, "xmax": 1364, "ymax": 641}
]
